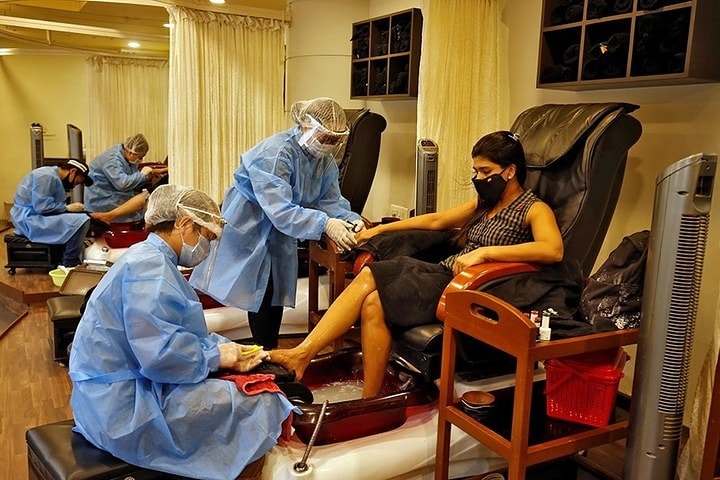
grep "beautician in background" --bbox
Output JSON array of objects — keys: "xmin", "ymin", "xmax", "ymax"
[
  {"xmin": 190, "ymin": 97, "xmax": 363, "ymax": 349},
  {"xmin": 69, "ymin": 185, "xmax": 296, "ymax": 480},
  {"xmin": 10, "ymin": 159, "xmax": 94, "ymax": 268},
  {"xmin": 84, "ymin": 133, "xmax": 168, "ymax": 223}
]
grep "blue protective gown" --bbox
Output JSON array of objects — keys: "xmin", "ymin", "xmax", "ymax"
[
  {"xmin": 69, "ymin": 233, "xmax": 296, "ymax": 480},
  {"xmin": 10, "ymin": 166, "xmax": 89, "ymax": 243},
  {"xmin": 189, "ymin": 126, "xmax": 362, "ymax": 311},
  {"xmin": 84, "ymin": 143, "xmax": 147, "ymax": 222}
]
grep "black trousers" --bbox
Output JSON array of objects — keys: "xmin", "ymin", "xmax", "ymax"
[{"xmin": 247, "ymin": 275, "xmax": 284, "ymax": 349}]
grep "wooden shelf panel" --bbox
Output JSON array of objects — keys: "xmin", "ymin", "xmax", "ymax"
[
  {"xmin": 538, "ymin": 0, "xmax": 720, "ymax": 90},
  {"xmin": 350, "ymin": 8, "xmax": 422, "ymax": 99}
]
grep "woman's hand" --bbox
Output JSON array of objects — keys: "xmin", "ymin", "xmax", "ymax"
[{"xmin": 451, "ymin": 248, "xmax": 490, "ymax": 275}]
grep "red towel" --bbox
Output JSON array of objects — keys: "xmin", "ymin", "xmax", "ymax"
[{"xmin": 220, "ymin": 373, "xmax": 293, "ymax": 443}]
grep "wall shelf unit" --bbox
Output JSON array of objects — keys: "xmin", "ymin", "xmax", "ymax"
[
  {"xmin": 351, "ymin": 8, "xmax": 422, "ymax": 99},
  {"xmin": 537, "ymin": 0, "xmax": 720, "ymax": 90}
]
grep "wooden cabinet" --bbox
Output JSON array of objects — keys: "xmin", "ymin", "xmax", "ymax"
[
  {"xmin": 537, "ymin": 0, "xmax": 720, "ymax": 90},
  {"xmin": 350, "ymin": 8, "xmax": 422, "ymax": 99}
]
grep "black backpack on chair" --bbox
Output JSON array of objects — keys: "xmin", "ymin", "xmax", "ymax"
[{"xmin": 581, "ymin": 230, "xmax": 650, "ymax": 331}]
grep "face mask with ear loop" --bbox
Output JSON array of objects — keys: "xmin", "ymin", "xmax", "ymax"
[
  {"xmin": 177, "ymin": 223, "xmax": 212, "ymax": 267},
  {"xmin": 177, "ymin": 204, "xmax": 226, "ymax": 286},
  {"xmin": 62, "ymin": 172, "xmax": 76, "ymax": 192},
  {"xmin": 472, "ymin": 167, "xmax": 509, "ymax": 206}
]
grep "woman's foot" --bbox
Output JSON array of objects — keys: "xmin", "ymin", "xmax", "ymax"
[{"xmin": 269, "ymin": 348, "xmax": 311, "ymax": 381}]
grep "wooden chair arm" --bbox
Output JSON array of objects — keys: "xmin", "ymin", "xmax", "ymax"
[{"xmin": 435, "ymin": 262, "xmax": 541, "ymax": 321}]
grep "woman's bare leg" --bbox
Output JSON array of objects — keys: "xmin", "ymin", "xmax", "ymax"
[
  {"xmin": 271, "ymin": 268, "xmax": 378, "ymax": 380},
  {"xmin": 358, "ymin": 290, "xmax": 391, "ymax": 398},
  {"xmin": 89, "ymin": 191, "xmax": 149, "ymax": 224}
]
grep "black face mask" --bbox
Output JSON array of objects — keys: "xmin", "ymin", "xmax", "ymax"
[
  {"xmin": 62, "ymin": 173, "xmax": 75, "ymax": 192},
  {"xmin": 472, "ymin": 170, "xmax": 507, "ymax": 206}
]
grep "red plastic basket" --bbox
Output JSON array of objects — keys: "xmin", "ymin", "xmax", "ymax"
[{"xmin": 544, "ymin": 347, "xmax": 628, "ymax": 427}]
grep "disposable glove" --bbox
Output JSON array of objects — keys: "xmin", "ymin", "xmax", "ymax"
[
  {"xmin": 67, "ymin": 202, "xmax": 85, "ymax": 213},
  {"xmin": 141, "ymin": 166, "xmax": 153, "ymax": 176},
  {"xmin": 350, "ymin": 219, "xmax": 366, "ymax": 233},
  {"xmin": 325, "ymin": 218, "xmax": 357, "ymax": 252},
  {"xmin": 219, "ymin": 343, "xmax": 270, "ymax": 372}
]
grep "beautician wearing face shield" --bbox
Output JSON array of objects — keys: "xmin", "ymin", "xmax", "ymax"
[
  {"xmin": 84, "ymin": 133, "xmax": 168, "ymax": 223},
  {"xmin": 189, "ymin": 97, "xmax": 364, "ymax": 349},
  {"xmin": 69, "ymin": 185, "xmax": 296, "ymax": 480},
  {"xmin": 10, "ymin": 159, "xmax": 94, "ymax": 268}
]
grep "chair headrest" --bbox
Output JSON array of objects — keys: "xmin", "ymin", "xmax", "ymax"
[{"xmin": 511, "ymin": 103, "xmax": 639, "ymax": 168}]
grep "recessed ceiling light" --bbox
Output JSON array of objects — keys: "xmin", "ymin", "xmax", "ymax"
[
  {"xmin": 209, "ymin": 0, "xmax": 226, "ymax": 4},
  {"xmin": 128, "ymin": 41, "xmax": 140, "ymax": 48},
  {"xmin": 163, "ymin": 23, "xmax": 173, "ymax": 28}
]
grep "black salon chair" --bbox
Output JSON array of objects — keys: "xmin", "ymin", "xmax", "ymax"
[
  {"xmin": 338, "ymin": 109, "xmax": 388, "ymax": 214},
  {"xmin": 338, "ymin": 102, "xmax": 642, "ymax": 381}
]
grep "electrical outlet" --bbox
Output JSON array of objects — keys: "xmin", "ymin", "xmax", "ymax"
[{"xmin": 390, "ymin": 204, "xmax": 409, "ymax": 219}]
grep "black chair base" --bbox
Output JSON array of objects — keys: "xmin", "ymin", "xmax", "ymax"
[
  {"xmin": 26, "ymin": 420, "xmax": 166, "ymax": 480},
  {"xmin": 47, "ymin": 296, "xmax": 85, "ymax": 364},
  {"xmin": 4, "ymin": 234, "xmax": 63, "ymax": 275}
]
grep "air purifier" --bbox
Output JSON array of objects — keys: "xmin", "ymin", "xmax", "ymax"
[
  {"xmin": 416, "ymin": 139, "xmax": 438, "ymax": 215},
  {"xmin": 31, "ymin": 123, "xmax": 44, "ymax": 169},
  {"xmin": 624, "ymin": 152, "xmax": 717, "ymax": 479}
]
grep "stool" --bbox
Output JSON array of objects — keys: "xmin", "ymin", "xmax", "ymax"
[
  {"xmin": 47, "ymin": 296, "xmax": 84, "ymax": 365},
  {"xmin": 26, "ymin": 419, "xmax": 166, "ymax": 480},
  {"xmin": 4, "ymin": 233, "xmax": 64, "ymax": 275}
]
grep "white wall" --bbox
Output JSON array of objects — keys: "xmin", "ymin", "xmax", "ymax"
[{"xmin": 0, "ymin": 56, "xmax": 89, "ymax": 219}]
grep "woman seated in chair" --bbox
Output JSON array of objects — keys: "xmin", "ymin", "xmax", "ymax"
[{"xmin": 271, "ymin": 130, "xmax": 564, "ymax": 398}]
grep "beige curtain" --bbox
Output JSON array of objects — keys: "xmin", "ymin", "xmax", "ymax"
[
  {"xmin": 417, "ymin": 0, "xmax": 501, "ymax": 211},
  {"xmin": 166, "ymin": 6, "xmax": 285, "ymax": 202},
  {"xmin": 678, "ymin": 296, "xmax": 720, "ymax": 478},
  {"xmin": 86, "ymin": 56, "xmax": 169, "ymax": 163}
]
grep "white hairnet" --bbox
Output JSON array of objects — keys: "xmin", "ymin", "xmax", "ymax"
[
  {"xmin": 144, "ymin": 184, "xmax": 225, "ymax": 238},
  {"xmin": 290, "ymin": 97, "xmax": 349, "ymax": 135},
  {"xmin": 124, "ymin": 133, "xmax": 149, "ymax": 154}
]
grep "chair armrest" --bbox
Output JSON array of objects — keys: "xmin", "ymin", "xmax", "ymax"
[{"xmin": 436, "ymin": 262, "xmax": 541, "ymax": 321}]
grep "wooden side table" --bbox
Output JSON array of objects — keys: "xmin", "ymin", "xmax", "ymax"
[
  {"xmin": 307, "ymin": 236, "xmax": 355, "ymax": 331},
  {"xmin": 435, "ymin": 289, "xmax": 639, "ymax": 480}
]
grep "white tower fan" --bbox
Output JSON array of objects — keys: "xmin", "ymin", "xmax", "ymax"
[
  {"xmin": 624, "ymin": 153, "xmax": 717, "ymax": 479},
  {"xmin": 416, "ymin": 139, "xmax": 438, "ymax": 215}
]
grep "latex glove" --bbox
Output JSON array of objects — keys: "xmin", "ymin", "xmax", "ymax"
[
  {"xmin": 141, "ymin": 166, "xmax": 153, "ymax": 176},
  {"xmin": 350, "ymin": 219, "xmax": 366, "ymax": 233},
  {"xmin": 325, "ymin": 218, "xmax": 357, "ymax": 252},
  {"xmin": 232, "ymin": 349, "xmax": 270, "ymax": 372},
  {"xmin": 67, "ymin": 202, "xmax": 84, "ymax": 213},
  {"xmin": 219, "ymin": 343, "xmax": 270, "ymax": 372}
]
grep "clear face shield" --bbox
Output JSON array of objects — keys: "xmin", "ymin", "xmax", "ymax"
[
  {"xmin": 177, "ymin": 203, "xmax": 226, "ymax": 286},
  {"xmin": 298, "ymin": 115, "xmax": 350, "ymax": 159}
]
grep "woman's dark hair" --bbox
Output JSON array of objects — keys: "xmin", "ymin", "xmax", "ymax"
[
  {"xmin": 454, "ymin": 130, "xmax": 527, "ymax": 247},
  {"xmin": 470, "ymin": 130, "xmax": 526, "ymax": 185}
]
